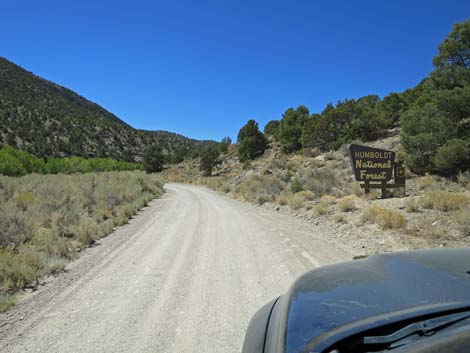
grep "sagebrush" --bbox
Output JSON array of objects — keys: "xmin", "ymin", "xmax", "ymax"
[{"xmin": 0, "ymin": 171, "xmax": 164, "ymax": 309}]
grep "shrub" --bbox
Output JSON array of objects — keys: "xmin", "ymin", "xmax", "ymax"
[
  {"xmin": 287, "ymin": 193, "xmax": 305, "ymax": 210},
  {"xmin": 277, "ymin": 190, "xmax": 290, "ymax": 206},
  {"xmin": 349, "ymin": 182, "xmax": 364, "ymax": 197},
  {"xmin": 0, "ymin": 152, "xmax": 27, "ymax": 176},
  {"xmin": 0, "ymin": 249, "xmax": 37, "ymax": 293},
  {"xmin": 33, "ymin": 228, "xmax": 69, "ymax": 259},
  {"xmin": 290, "ymin": 177, "xmax": 303, "ymax": 193},
  {"xmin": 405, "ymin": 197, "xmax": 420, "ymax": 213},
  {"xmin": 412, "ymin": 218, "xmax": 447, "ymax": 239},
  {"xmin": 315, "ymin": 203, "xmax": 330, "ymax": 216},
  {"xmin": 0, "ymin": 294, "xmax": 15, "ymax": 312},
  {"xmin": 362, "ymin": 206, "xmax": 406, "ymax": 229},
  {"xmin": 416, "ymin": 175, "xmax": 438, "ymax": 190},
  {"xmin": 296, "ymin": 167, "xmax": 340, "ymax": 197},
  {"xmin": 334, "ymin": 214, "xmax": 346, "ymax": 223},
  {"xmin": 0, "ymin": 171, "xmax": 164, "ymax": 305},
  {"xmin": 338, "ymin": 196, "xmax": 357, "ymax": 212},
  {"xmin": 237, "ymin": 174, "xmax": 285, "ymax": 204},
  {"xmin": 15, "ymin": 192, "xmax": 35, "ymax": 211},
  {"xmin": 0, "ymin": 147, "xmax": 141, "ymax": 177},
  {"xmin": 296, "ymin": 190, "xmax": 315, "ymax": 201},
  {"xmin": 457, "ymin": 171, "xmax": 470, "ymax": 189},
  {"xmin": 452, "ymin": 206, "xmax": 470, "ymax": 237},
  {"xmin": 320, "ymin": 195, "xmax": 336, "ymax": 204},
  {"xmin": 421, "ymin": 190, "xmax": 469, "ymax": 211},
  {"xmin": 45, "ymin": 257, "xmax": 67, "ymax": 274},
  {"xmin": 0, "ymin": 205, "xmax": 35, "ymax": 246}
]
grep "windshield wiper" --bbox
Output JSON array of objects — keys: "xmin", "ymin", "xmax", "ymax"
[{"xmin": 362, "ymin": 311, "xmax": 470, "ymax": 346}]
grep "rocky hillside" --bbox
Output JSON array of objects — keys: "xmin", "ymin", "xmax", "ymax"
[
  {"xmin": 162, "ymin": 133, "xmax": 470, "ymax": 255},
  {"xmin": 0, "ymin": 57, "xmax": 207, "ymax": 161}
]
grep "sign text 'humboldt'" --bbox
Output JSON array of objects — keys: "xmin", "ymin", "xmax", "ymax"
[{"xmin": 348, "ymin": 144, "xmax": 395, "ymax": 182}]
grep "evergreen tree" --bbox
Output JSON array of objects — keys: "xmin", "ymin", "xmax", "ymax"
[
  {"xmin": 401, "ymin": 20, "xmax": 470, "ymax": 175},
  {"xmin": 278, "ymin": 106, "xmax": 309, "ymax": 153},
  {"xmin": 143, "ymin": 145, "xmax": 166, "ymax": 173},
  {"xmin": 199, "ymin": 144, "xmax": 220, "ymax": 176},
  {"xmin": 264, "ymin": 120, "xmax": 280, "ymax": 138},
  {"xmin": 237, "ymin": 120, "xmax": 268, "ymax": 162}
]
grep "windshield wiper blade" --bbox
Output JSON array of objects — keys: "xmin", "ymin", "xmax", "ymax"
[{"xmin": 363, "ymin": 311, "xmax": 470, "ymax": 345}]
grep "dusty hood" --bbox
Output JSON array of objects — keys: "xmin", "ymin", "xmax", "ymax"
[{"xmin": 282, "ymin": 248, "xmax": 470, "ymax": 353}]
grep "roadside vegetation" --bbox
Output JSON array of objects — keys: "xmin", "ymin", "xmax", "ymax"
[
  {"xmin": 0, "ymin": 146, "xmax": 142, "ymax": 176},
  {"xmin": 0, "ymin": 171, "xmax": 164, "ymax": 311}
]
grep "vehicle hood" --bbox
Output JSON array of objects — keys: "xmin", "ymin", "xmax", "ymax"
[{"xmin": 283, "ymin": 248, "xmax": 470, "ymax": 353}]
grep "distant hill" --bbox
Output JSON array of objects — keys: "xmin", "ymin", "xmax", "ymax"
[{"xmin": 0, "ymin": 57, "xmax": 208, "ymax": 162}]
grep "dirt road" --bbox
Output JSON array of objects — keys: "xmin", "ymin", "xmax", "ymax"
[{"xmin": 0, "ymin": 183, "xmax": 351, "ymax": 353}]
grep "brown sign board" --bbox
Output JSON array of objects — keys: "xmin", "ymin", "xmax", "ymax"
[{"xmin": 348, "ymin": 144, "xmax": 395, "ymax": 182}]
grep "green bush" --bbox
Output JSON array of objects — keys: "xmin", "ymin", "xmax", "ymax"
[
  {"xmin": 290, "ymin": 177, "xmax": 303, "ymax": 193},
  {"xmin": 0, "ymin": 151, "xmax": 27, "ymax": 176},
  {"xmin": 0, "ymin": 146, "xmax": 142, "ymax": 176}
]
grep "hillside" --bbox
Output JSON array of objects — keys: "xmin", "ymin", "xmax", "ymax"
[{"xmin": 0, "ymin": 57, "xmax": 206, "ymax": 161}]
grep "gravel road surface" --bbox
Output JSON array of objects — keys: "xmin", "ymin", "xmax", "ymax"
[{"xmin": 0, "ymin": 183, "xmax": 351, "ymax": 353}]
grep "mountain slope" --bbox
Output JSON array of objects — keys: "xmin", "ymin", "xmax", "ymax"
[{"xmin": 0, "ymin": 57, "xmax": 206, "ymax": 161}]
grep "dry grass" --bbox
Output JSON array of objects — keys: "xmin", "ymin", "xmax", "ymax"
[
  {"xmin": 295, "ymin": 167, "xmax": 341, "ymax": 197},
  {"xmin": 320, "ymin": 195, "xmax": 336, "ymax": 204},
  {"xmin": 349, "ymin": 182, "xmax": 364, "ymax": 197},
  {"xmin": 452, "ymin": 206, "xmax": 470, "ymax": 237},
  {"xmin": 338, "ymin": 195, "xmax": 357, "ymax": 212},
  {"xmin": 0, "ymin": 293, "xmax": 15, "ymax": 312},
  {"xmin": 201, "ymin": 177, "xmax": 232, "ymax": 193},
  {"xmin": 334, "ymin": 214, "xmax": 346, "ymax": 223},
  {"xmin": 416, "ymin": 175, "xmax": 438, "ymax": 190},
  {"xmin": 409, "ymin": 218, "xmax": 447, "ymax": 239},
  {"xmin": 287, "ymin": 193, "xmax": 306, "ymax": 210},
  {"xmin": 0, "ymin": 171, "xmax": 164, "ymax": 302},
  {"xmin": 236, "ymin": 174, "xmax": 285, "ymax": 205},
  {"xmin": 421, "ymin": 190, "xmax": 469, "ymax": 212},
  {"xmin": 362, "ymin": 206, "xmax": 406, "ymax": 230},
  {"xmin": 405, "ymin": 197, "xmax": 420, "ymax": 213},
  {"xmin": 276, "ymin": 190, "xmax": 290, "ymax": 206},
  {"xmin": 296, "ymin": 190, "xmax": 315, "ymax": 201},
  {"xmin": 457, "ymin": 171, "xmax": 470, "ymax": 190},
  {"xmin": 315, "ymin": 202, "xmax": 331, "ymax": 216}
]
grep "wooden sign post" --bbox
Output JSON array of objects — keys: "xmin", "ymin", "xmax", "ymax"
[{"xmin": 348, "ymin": 144, "xmax": 405, "ymax": 198}]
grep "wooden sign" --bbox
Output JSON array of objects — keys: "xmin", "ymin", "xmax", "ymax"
[
  {"xmin": 348, "ymin": 144, "xmax": 395, "ymax": 182},
  {"xmin": 348, "ymin": 144, "xmax": 405, "ymax": 197}
]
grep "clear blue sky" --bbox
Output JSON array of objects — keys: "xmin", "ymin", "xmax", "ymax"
[{"xmin": 1, "ymin": 1, "xmax": 469, "ymax": 141}]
